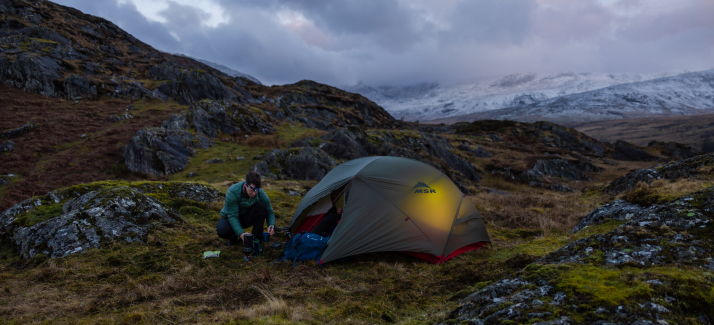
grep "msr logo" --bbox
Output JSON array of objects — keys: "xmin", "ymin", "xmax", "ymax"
[{"xmin": 411, "ymin": 181, "xmax": 436, "ymax": 194}]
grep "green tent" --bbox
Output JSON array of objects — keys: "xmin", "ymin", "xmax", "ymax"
[{"xmin": 289, "ymin": 156, "xmax": 491, "ymax": 264}]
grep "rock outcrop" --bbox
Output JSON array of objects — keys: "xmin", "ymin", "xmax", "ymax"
[
  {"xmin": 253, "ymin": 126, "xmax": 480, "ymax": 192},
  {"xmin": 442, "ymin": 186, "xmax": 714, "ymax": 324},
  {"xmin": 253, "ymin": 147, "xmax": 338, "ymax": 181},
  {"xmin": 0, "ymin": 122, "xmax": 36, "ymax": 139},
  {"xmin": 612, "ymin": 140, "xmax": 658, "ymax": 161},
  {"xmin": 0, "ymin": 182, "xmax": 220, "ymax": 259},
  {"xmin": 0, "ymin": 140, "xmax": 13, "ymax": 152},
  {"xmin": 454, "ymin": 120, "xmax": 609, "ymax": 157},
  {"xmin": 123, "ymin": 99, "xmax": 274, "ymax": 176},
  {"xmin": 274, "ymin": 80, "xmax": 396, "ymax": 130},
  {"xmin": 497, "ymin": 158, "xmax": 602, "ymax": 191},
  {"xmin": 605, "ymin": 152, "xmax": 714, "ymax": 195},
  {"xmin": 648, "ymin": 141, "xmax": 700, "ymax": 161},
  {"xmin": 571, "ymin": 199, "xmax": 643, "ymax": 232},
  {"xmin": 148, "ymin": 62, "xmax": 241, "ymax": 105}
]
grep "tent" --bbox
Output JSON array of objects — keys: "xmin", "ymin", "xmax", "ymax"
[{"xmin": 289, "ymin": 156, "xmax": 491, "ymax": 264}]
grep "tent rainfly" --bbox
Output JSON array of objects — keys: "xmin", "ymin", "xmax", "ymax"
[{"xmin": 289, "ymin": 156, "xmax": 491, "ymax": 264}]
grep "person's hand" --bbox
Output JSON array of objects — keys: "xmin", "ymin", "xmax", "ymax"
[
  {"xmin": 337, "ymin": 207, "xmax": 343, "ymax": 215},
  {"xmin": 239, "ymin": 232, "xmax": 251, "ymax": 242},
  {"xmin": 267, "ymin": 225, "xmax": 275, "ymax": 235}
]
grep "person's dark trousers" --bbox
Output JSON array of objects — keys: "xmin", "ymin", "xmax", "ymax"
[
  {"xmin": 309, "ymin": 212, "xmax": 341, "ymax": 237},
  {"xmin": 240, "ymin": 201, "xmax": 268, "ymax": 242},
  {"xmin": 216, "ymin": 202, "xmax": 268, "ymax": 244}
]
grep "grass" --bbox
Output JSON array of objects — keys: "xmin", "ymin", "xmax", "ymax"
[{"xmin": 3, "ymin": 172, "xmax": 692, "ymax": 324}]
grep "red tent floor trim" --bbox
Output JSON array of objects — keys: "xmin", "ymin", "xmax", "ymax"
[{"xmin": 401, "ymin": 241, "xmax": 490, "ymax": 264}]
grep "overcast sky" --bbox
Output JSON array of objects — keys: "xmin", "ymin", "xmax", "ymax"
[{"xmin": 54, "ymin": 0, "xmax": 714, "ymax": 86}]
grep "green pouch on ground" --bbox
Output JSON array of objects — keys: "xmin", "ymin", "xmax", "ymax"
[{"xmin": 203, "ymin": 251, "xmax": 221, "ymax": 259}]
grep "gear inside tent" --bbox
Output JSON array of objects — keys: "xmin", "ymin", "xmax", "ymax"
[{"xmin": 289, "ymin": 156, "xmax": 491, "ymax": 264}]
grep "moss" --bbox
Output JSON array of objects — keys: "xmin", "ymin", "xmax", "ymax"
[
  {"xmin": 580, "ymin": 250, "xmax": 605, "ymax": 265},
  {"xmin": 623, "ymin": 186, "xmax": 676, "ymax": 206},
  {"xmin": 12, "ymin": 203, "xmax": 64, "ymax": 227}
]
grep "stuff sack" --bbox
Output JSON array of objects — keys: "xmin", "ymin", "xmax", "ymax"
[{"xmin": 279, "ymin": 232, "xmax": 330, "ymax": 265}]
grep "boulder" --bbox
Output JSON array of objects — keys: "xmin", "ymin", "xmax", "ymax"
[
  {"xmin": 288, "ymin": 137, "xmax": 314, "ymax": 148},
  {"xmin": 204, "ymin": 158, "xmax": 224, "ymax": 164},
  {"xmin": 253, "ymin": 147, "xmax": 337, "ymax": 181},
  {"xmin": 531, "ymin": 158, "xmax": 599, "ymax": 181},
  {"xmin": 0, "ymin": 176, "xmax": 9, "ymax": 186},
  {"xmin": 0, "ymin": 53, "xmax": 64, "ymax": 97},
  {"xmin": 603, "ymin": 168, "xmax": 661, "ymax": 195},
  {"xmin": 8, "ymin": 187, "xmax": 183, "ymax": 259},
  {"xmin": 148, "ymin": 62, "xmax": 239, "ymax": 105},
  {"xmin": 107, "ymin": 113, "xmax": 133, "ymax": 122},
  {"xmin": 0, "ymin": 140, "xmax": 13, "ymax": 152},
  {"xmin": 62, "ymin": 74, "xmax": 97, "ymax": 99},
  {"xmin": 648, "ymin": 140, "xmax": 699, "ymax": 160},
  {"xmin": 605, "ymin": 153, "xmax": 714, "ymax": 195},
  {"xmin": 0, "ymin": 122, "xmax": 36, "ymax": 139},
  {"xmin": 612, "ymin": 140, "xmax": 657, "ymax": 161},
  {"xmin": 123, "ymin": 127, "xmax": 198, "ymax": 177},
  {"xmin": 572, "ymin": 200, "xmax": 643, "ymax": 232}
]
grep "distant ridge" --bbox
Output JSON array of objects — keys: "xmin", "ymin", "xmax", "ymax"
[
  {"xmin": 346, "ymin": 71, "xmax": 685, "ymax": 122},
  {"xmin": 173, "ymin": 53, "xmax": 263, "ymax": 85},
  {"xmin": 427, "ymin": 69, "xmax": 714, "ymax": 125}
]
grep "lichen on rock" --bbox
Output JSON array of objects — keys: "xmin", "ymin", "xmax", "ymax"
[
  {"xmin": 0, "ymin": 181, "xmax": 220, "ymax": 259},
  {"xmin": 441, "ymin": 186, "xmax": 714, "ymax": 324}
]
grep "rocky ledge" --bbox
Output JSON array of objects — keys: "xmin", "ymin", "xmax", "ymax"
[
  {"xmin": 253, "ymin": 126, "xmax": 480, "ymax": 193},
  {"xmin": 123, "ymin": 99, "xmax": 275, "ymax": 176},
  {"xmin": 441, "ymin": 186, "xmax": 714, "ymax": 324},
  {"xmin": 605, "ymin": 152, "xmax": 714, "ymax": 195},
  {"xmin": 0, "ymin": 181, "xmax": 220, "ymax": 259}
]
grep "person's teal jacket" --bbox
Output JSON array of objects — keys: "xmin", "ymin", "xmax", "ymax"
[{"xmin": 220, "ymin": 181, "xmax": 275, "ymax": 235}]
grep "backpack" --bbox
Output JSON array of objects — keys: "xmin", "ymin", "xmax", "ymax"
[{"xmin": 278, "ymin": 232, "xmax": 330, "ymax": 266}]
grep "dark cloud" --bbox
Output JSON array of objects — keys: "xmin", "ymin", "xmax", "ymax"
[
  {"xmin": 158, "ymin": 1, "xmax": 210, "ymax": 29},
  {"xmin": 52, "ymin": 0, "xmax": 714, "ymax": 86},
  {"xmin": 442, "ymin": 0, "xmax": 535, "ymax": 45}
]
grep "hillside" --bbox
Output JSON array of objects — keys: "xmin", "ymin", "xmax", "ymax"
[
  {"xmin": 0, "ymin": 0, "xmax": 393, "ymax": 212},
  {"xmin": 427, "ymin": 70, "xmax": 714, "ymax": 125},
  {"xmin": 570, "ymin": 113, "xmax": 714, "ymax": 151}
]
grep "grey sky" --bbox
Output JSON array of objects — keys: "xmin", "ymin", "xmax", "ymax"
[{"xmin": 54, "ymin": 0, "xmax": 714, "ymax": 86}]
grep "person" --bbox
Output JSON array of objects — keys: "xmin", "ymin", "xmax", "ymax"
[
  {"xmin": 309, "ymin": 206, "xmax": 342, "ymax": 237},
  {"xmin": 216, "ymin": 170, "xmax": 276, "ymax": 246}
]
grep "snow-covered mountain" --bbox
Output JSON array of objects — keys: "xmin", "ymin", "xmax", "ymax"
[
  {"xmin": 173, "ymin": 53, "xmax": 263, "ymax": 85},
  {"xmin": 432, "ymin": 69, "xmax": 714, "ymax": 125},
  {"xmin": 346, "ymin": 71, "xmax": 685, "ymax": 121}
]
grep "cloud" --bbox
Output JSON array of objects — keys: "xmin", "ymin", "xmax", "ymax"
[
  {"xmin": 53, "ymin": 0, "xmax": 714, "ymax": 86},
  {"xmin": 157, "ymin": 1, "xmax": 211, "ymax": 30}
]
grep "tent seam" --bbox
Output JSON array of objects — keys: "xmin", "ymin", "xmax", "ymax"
[
  {"xmin": 440, "ymin": 195, "xmax": 464, "ymax": 263},
  {"xmin": 356, "ymin": 177, "xmax": 441, "ymax": 256}
]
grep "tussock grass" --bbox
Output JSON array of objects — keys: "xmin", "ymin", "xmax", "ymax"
[{"xmin": 245, "ymin": 134, "xmax": 287, "ymax": 148}]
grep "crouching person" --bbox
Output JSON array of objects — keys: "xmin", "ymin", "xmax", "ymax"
[{"xmin": 216, "ymin": 170, "xmax": 276, "ymax": 246}]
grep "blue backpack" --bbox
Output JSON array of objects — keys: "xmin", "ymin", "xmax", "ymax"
[{"xmin": 279, "ymin": 232, "xmax": 330, "ymax": 266}]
